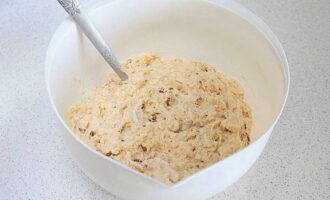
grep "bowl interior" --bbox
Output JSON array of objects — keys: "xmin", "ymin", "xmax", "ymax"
[{"xmin": 47, "ymin": 0, "xmax": 285, "ymax": 145}]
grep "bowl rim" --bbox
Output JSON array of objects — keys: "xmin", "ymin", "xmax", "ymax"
[{"xmin": 45, "ymin": 0, "xmax": 290, "ymax": 189}]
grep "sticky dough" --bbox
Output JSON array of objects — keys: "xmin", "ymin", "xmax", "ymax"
[{"xmin": 68, "ymin": 54, "xmax": 253, "ymax": 184}]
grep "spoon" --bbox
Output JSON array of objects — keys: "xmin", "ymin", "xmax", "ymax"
[{"xmin": 57, "ymin": 0, "xmax": 128, "ymax": 81}]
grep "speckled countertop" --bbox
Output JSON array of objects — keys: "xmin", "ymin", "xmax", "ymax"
[{"xmin": 0, "ymin": 0, "xmax": 329, "ymax": 199}]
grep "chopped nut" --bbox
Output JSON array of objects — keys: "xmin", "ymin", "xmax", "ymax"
[
  {"xmin": 150, "ymin": 116, "xmax": 157, "ymax": 122},
  {"xmin": 139, "ymin": 145, "xmax": 147, "ymax": 152},
  {"xmin": 149, "ymin": 113, "xmax": 160, "ymax": 122},
  {"xmin": 133, "ymin": 159, "xmax": 142, "ymax": 163},
  {"xmin": 246, "ymin": 133, "xmax": 250, "ymax": 144},
  {"xmin": 159, "ymin": 88, "xmax": 165, "ymax": 93},
  {"xmin": 90, "ymin": 131, "xmax": 96, "ymax": 137},
  {"xmin": 106, "ymin": 152, "xmax": 112, "ymax": 156},
  {"xmin": 187, "ymin": 135, "xmax": 196, "ymax": 141},
  {"xmin": 165, "ymin": 97, "xmax": 173, "ymax": 106},
  {"xmin": 141, "ymin": 104, "xmax": 145, "ymax": 110},
  {"xmin": 112, "ymin": 151, "xmax": 121, "ymax": 156},
  {"xmin": 195, "ymin": 97, "xmax": 203, "ymax": 106},
  {"xmin": 78, "ymin": 128, "xmax": 86, "ymax": 132},
  {"xmin": 119, "ymin": 123, "xmax": 129, "ymax": 133}
]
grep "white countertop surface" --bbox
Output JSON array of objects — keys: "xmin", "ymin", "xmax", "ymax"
[{"xmin": 1, "ymin": 0, "xmax": 329, "ymax": 199}]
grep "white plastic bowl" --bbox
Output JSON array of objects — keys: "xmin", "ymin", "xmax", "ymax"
[{"xmin": 45, "ymin": 0, "xmax": 289, "ymax": 199}]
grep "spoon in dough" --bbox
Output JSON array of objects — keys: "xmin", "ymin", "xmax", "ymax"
[{"xmin": 57, "ymin": 0, "xmax": 128, "ymax": 81}]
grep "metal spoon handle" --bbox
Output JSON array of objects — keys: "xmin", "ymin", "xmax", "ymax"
[{"xmin": 57, "ymin": 0, "xmax": 128, "ymax": 81}]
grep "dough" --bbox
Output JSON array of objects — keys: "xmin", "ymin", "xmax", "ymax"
[{"xmin": 68, "ymin": 54, "xmax": 253, "ymax": 184}]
